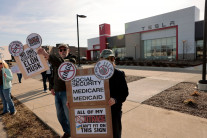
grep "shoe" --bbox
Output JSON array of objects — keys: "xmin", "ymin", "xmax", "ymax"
[
  {"xmin": 0, "ymin": 112, "xmax": 9, "ymax": 116},
  {"xmin": 10, "ymin": 110, "xmax": 17, "ymax": 115},
  {"xmin": 44, "ymin": 90, "xmax": 47, "ymax": 93},
  {"xmin": 60, "ymin": 133, "xmax": 70, "ymax": 138}
]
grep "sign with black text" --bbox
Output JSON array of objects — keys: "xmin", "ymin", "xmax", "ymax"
[
  {"xmin": 94, "ymin": 60, "xmax": 114, "ymax": 80},
  {"xmin": 9, "ymin": 41, "xmax": 24, "ymax": 56},
  {"xmin": 20, "ymin": 48, "xmax": 43, "ymax": 75},
  {"xmin": 58, "ymin": 62, "xmax": 76, "ymax": 81},
  {"xmin": 66, "ymin": 68, "xmax": 113, "ymax": 138},
  {"xmin": 75, "ymin": 108, "xmax": 107, "ymax": 134},
  {"xmin": 26, "ymin": 33, "xmax": 42, "ymax": 49},
  {"xmin": 14, "ymin": 45, "xmax": 49, "ymax": 79},
  {"xmin": 72, "ymin": 75, "xmax": 105, "ymax": 102}
]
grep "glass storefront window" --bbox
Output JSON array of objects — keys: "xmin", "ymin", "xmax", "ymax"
[
  {"xmin": 112, "ymin": 47, "xmax": 126, "ymax": 58},
  {"xmin": 142, "ymin": 36, "xmax": 176, "ymax": 60},
  {"xmin": 144, "ymin": 40, "xmax": 152, "ymax": 59},
  {"xmin": 157, "ymin": 39, "xmax": 161, "ymax": 46},
  {"xmin": 172, "ymin": 42, "xmax": 176, "ymax": 58},
  {"xmin": 167, "ymin": 37, "xmax": 172, "ymax": 45},
  {"xmin": 152, "ymin": 39, "xmax": 156, "ymax": 46},
  {"xmin": 172, "ymin": 37, "xmax": 176, "ymax": 43},
  {"xmin": 93, "ymin": 51, "xmax": 100, "ymax": 61},
  {"xmin": 161, "ymin": 38, "xmax": 167, "ymax": 45}
]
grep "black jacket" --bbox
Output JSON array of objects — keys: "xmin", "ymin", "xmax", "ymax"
[
  {"xmin": 49, "ymin": 53, "xmax": 76, "ymax": 92},
  {"xmin": 109, "ymin": 68, "xmax": 129, "ymax": 111}
]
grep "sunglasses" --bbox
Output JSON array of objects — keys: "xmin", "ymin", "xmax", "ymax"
[
  {"xmin": 59, "ymin": 49, "xmax": 67, "ymax": 52},
  {"xmin": 0, "ymin": 63, "xmax": 2, "ymax": 65}
]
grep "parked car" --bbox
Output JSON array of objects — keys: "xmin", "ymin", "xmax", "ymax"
[{"xmin": 80, "ymin": 57, "xmax": 87, "ymax": 61}]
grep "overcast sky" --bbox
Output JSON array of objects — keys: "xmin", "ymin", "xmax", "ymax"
[{"xmin": 0, "ymin": 0, "xmax": 205, "ymax": 48}]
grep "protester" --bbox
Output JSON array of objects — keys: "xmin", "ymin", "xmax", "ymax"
[
  {"xmin": 38, "ymin": 44, "xmax": 76, "ymax": 138},
  {"xmin": 41, "ymin": 62, "xmax": 52, "ymax": 93},
  {"xmin": 100, "ymin": 49, "xmax": 129, "ymax": 138},
  {"xmin": 0, "ymin": 60, "xmax": 17, "ymax": 115},
  {"xmin": 16, "ymin": 66, "xmax": 22, "ymax": 83}
]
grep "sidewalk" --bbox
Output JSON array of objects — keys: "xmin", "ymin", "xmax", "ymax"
[
  {"xmin": 11, "ymin": 75, "xmax": 64, "ymax": 135},
  {"xmin": 0, "ymin": 118, "xmax": 7, "ymax": 138},
  {"xmin": 1, "ymin": 65, "xmax": 207, "ymax": 138}
]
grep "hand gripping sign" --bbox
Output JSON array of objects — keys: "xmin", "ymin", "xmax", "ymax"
[
  {"xmin": 94, "ymin": 60, "xmax": 114, "ymax": 80},
  {"xmin": 9, "ymin": 41, "xmax": 24, "ymax": 56},
  {"xmin": 26, "ymin": 33, "xmax": 42, "ymax": 49},
  {"xmin": 58, "ymin": 62, "xmax": 77, "ymax": 81}
]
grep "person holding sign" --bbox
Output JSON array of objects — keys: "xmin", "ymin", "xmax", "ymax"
[
  {"xmin": 0, "ymin": 60, "xmax": 17, "ymax": 116},
  {"xmin": 38, "ymin": 44, "xmax": 76, "ymax": 138},
  {"xmin": 100, "ymin": 49, "xmax": 129, "ymax": 138}
]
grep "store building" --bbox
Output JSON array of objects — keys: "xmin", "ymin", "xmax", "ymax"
[{"xmin": 87, "ymin": 6, "xmax": 204, "ymax": 61}]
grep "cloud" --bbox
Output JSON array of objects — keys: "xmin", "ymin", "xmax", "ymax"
[{"xmin": 0, "ymin": 0, "xmax": 205, "ymax": 47}]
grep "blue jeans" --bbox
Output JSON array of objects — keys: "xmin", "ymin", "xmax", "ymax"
[
  {"xmin": 0, "ymin": 85, "xmax": 16, "ymax": 113},
  {"xmin": 55, "ymin": 91, "xmax": 70, "ymax": 135}
]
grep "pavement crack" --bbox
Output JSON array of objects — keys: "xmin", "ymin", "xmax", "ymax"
[{"xmin": 123, "ymin": 101, "xmax": 142, "ymax": 115}]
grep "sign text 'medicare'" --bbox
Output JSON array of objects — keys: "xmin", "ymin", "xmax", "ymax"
[{"xmin": 71, "ymin": 75, "xmax": 105, "ymax": 102}]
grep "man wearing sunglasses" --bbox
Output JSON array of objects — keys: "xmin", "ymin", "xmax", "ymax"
[{"xmin": 38, "ymin": 44, "xmax": 76, "ymax": 138}]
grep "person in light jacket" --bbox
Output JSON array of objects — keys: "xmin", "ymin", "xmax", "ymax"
[{"xmin": 0, "ymin": 60, "xmax": 16, "ymax": 115}]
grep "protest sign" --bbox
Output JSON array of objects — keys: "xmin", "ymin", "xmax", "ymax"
[
  {"xmin": 69, "ymin": 106, "xmax": 113, "ymax": 138},
  {"xmin": 26, "ymin": 33, "xmax": 42, "ymax": 49},
  {"xmin": 67, "ymin": 68, "xmax": 111, "ymax": 107},
  {"xmin": 66, "ymin": 67, "xmax": 113, "ymax": 138},
  {"xmin": 8, "ymin": 41, "xmax": 24, "ymax": 56},
  {"xmin": 58, "ymin": 62, "xmax": 76, "ymax": 81},
  {"xmin": 75, "ymin": 108, "xmax": 107, "ymax": 134},
  {"xmin": 14, "ymin": 44, "xmax": 49, "ymax": 79},
  {"xmin": 0, "ymin": 46, "xmax": 12, "ymax": 60},
  {"xmin": 94, "ymin": 60, "xmax": 114, "ymax": 80},
  {"xmin": 71, "ymin": 75, "xmax": 105, "ymax": 103}
]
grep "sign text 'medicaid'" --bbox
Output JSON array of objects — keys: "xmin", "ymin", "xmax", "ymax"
[{"xmin": 71, "ymin": 75, "xmax": 105, "ymax": 102}]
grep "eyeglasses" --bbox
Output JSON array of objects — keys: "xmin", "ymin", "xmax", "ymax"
[
  {"xmin": 105, "ymin": 56, "xmax": 114, "ymax": 61},
  {"xmin": 59, "ymin": 49, "xmax": 67, "ymax": 52}
]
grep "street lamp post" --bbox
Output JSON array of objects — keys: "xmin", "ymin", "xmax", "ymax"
[
  {"xmin": 77, "ymin": 14, "xmax": 87, "ymax": 67},
  {"xmin": 198, "ymin": 0, "xmax": 207, "ymax": 90},
  {"xmin": 202, "ymin": 0, "xmax": 207, "ymax": 82}
]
